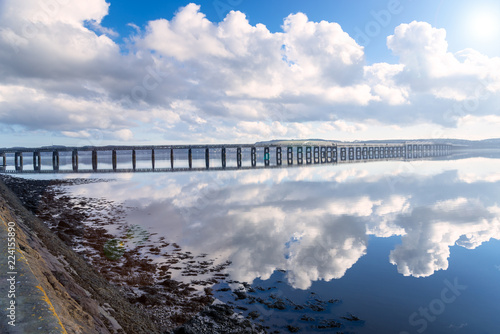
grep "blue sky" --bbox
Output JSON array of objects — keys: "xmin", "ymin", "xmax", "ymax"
[
  {"xmin": 1, "ymin": 0, "xmax": 500, "ymax": 147},
  {"xmin": 102, "ymin": 0, "xmax": 500, "ymax": 61}
]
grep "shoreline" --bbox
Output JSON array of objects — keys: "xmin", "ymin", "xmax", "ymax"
[{"xmin": 0, "ymin": 175, "xmax": 266, "ymax": 333}]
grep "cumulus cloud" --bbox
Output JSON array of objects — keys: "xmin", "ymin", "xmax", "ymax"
[
  {"xmin": 389, "ymin": 198, "xmax": 500, "ymax": 277},
  {"xmin": 1, "ymin": 2, "xmax": 500, "ymax": 143},
  {"xmin": 387, "ymin": 21, "xmax": 500, "ymax": 112},
  {"xmin": 61, "ymin": 159, "xmax": 500, "ymax": 288}
]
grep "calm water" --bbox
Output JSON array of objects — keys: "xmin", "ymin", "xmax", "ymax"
[{"xmin": 18, "ymin": 153, "xmax": 500, "ymax": 333}]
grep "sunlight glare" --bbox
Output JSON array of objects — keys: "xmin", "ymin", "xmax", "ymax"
[{"xmin": 467, "ymin": 8, "xmax": 500, "ymax": 41}]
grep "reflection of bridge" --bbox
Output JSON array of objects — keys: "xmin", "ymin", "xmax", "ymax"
[{"xmin": 0, "ymin": 142, "xmax": 453, "ymax": 174}]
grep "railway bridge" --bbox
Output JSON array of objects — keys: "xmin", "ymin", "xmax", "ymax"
[{"xmin": 0, "ymin": 142, "xmax": 453, "ymax": 174}]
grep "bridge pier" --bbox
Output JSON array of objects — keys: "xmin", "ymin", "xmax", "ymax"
[
  {"xmin": 320, "ymin": 146, "xmax": 326, "ymax": 163},
  {"xmin": 348, "ymin": 147, "xmax": 354, "ymax": 160},
  {"xmin": 132, "ymin": 150, "xmax": 136, "ymax": 170},
  {"xmin": 206, "ymin": 148, "xmax": 210, "ymax": 169},
  {"xmin": 15, "ymin": 152, "xmax": 23, "ymax": 171},
  {"xmin": 306, "ymin": 146, "xmax": 312, "ymax": 164},
  {"xmin": 72, "ymin": 150, "xmax": 78, "ymax": 172},
  {"xmin": 221, "ymin": 147, "xmax": 226, "ymax": 168},
  {"xmin": 264, "ymin": 147, "xmax": 270, "ymax": 166},
  {"xmin": 112, "ymin": 150, "xmax": 117, "ymax": 171},
  {"xmin": 152, "ymin": 149, "xmax": 155, "ymax": 170},
  {"xmin": 236, "ymin": 147, "xmax": 241, "ymax": 168},
  {"xmin": 340, "ymin": 147, "xmax": 346, "ymax": 161},
  {"xmin": 287, "ymin": 147, "xmax": 293, "ymax": 165},
  {"xmin": 170, "ymin": 149, "xmax": 174, "ymax": 169},
  {"xmin": 276, "ymin": 147, "xmax": 282, "ymax": 166},
  {"xmin": 188, "ymin": 148, "xmax": 192, "ymax": 169},
  {"xmin": 91, "ymin": 150, "xmax": 97, "ymax": 172},
  {"xmin": 297, "ymin": 147, "xmax": 303, "ymax": 164},
  {"xmin": 52, "ymin": 151, "xmax": 59, "ymax": 171},
  {"xmin": 325, "ymin": 147, "xmax": 331, "ymax": 163},
  {"xmin": 251, "ymin": 147, "xmax": 256, "ymax": 167},
  {"xmin": 33, "ymin": 152, "xmax": 41, "ymax": 171}
]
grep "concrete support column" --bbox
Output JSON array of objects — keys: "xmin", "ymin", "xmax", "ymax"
[
  {"xmin": 205, "ymin": 148, "xmax": 210, "ymax": 169},
  {"xmin": 326, "ymin": 147, "xmax": 332, "ymax": 163},
  {"xmin": 15, "ymin": 152, "xmax": 23, "ymax": 171},
  {"xmin": 264, "ymin": 147, "xmax": 270, "ymax": 166},
  {"xmin": 91, "ymin": 150, "xmax": 97, "ymax": 172},
  {"xmin": 188, "ymin": 148, "xmax": 192, "ymax": 169},
  {"xmin": 340, "ymin": 147, "xmax": 346, "ymax": 161},
  {"xmin": 287, "ymin": 147, "xmax": 293, "ymax": 165},
  {"xmin": 276, "ymin": 147, "xmax": 282, "ymax": 166},
  {"xmin": 1, "ymin": 152, "xmax": 6, "ymax": 171},
  {"xmin": 251, "ymin": 147, "xmax": 256, "ymax": 167},
  {"xmin": 313, "ymin": 146, "xmax": 319, "ymax": 164},
  {"xmin": 236, "ymin": 147, "xmax": 242, "ymax": 168},
  {"xmin": 305, "ymin": 146, "xmax": 312, "ymax": 164},
  {"xmin": 132, "ymin": 150, "xmax": 136, "ymax": 170},
  {"xmin": 151, "ymin": 149, "xmax": 155, "ymax": 170},
  {"xmin": 112, "ymin": 150, "xmax": 117, "ymax": 171},
  {"xmin": 52, "ymin": 151, "xmax": 59, "ymax": 171},
  {"xmin": 33, "ymin": 152, "xmax": 41, "ymax": 171},
  {"xmin": 170, "ymin": 149, "xmax": 174, "ymax": 169},
  {"xmin": 221, "ymin": 147, "xmax": 226, "ymax": 168},
  {"xmin": 72, "ymin": 150, "xmax": 78, "ymax": 172}
]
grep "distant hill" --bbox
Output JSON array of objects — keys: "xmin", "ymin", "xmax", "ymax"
[{"xmin": 255, "ymin": 138, "xmax": 500, "ymax": 148}]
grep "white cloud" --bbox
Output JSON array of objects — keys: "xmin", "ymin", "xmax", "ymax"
[
  {"xmin": 389, "ymin": 198, "xmax": 500, "ymax": 277},
  {"xmin": 114, "ymin": 128, "xmax": 133, "ymax": 141},
  {"xmin": 1, "ymin": 2, "xmax": 500, "ymax": 143}
]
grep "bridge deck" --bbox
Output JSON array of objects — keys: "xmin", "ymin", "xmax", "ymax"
[{"xmin": 0, "ymin": 142, "xmax": 453, "ymax": 174}]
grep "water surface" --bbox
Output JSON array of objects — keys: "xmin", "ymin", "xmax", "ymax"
[{"xmin": 19, "ymin": 154, "xmax": 500, "ymax": 333}]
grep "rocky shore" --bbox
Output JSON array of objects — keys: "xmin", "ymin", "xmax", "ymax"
[{"xmin": 0, "ymin": 175, "xmax": 266, "ymax": 334}]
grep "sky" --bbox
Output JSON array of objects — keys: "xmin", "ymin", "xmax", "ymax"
[{"xmin": 1, "ymin": 0, "xmax": 500, "ymax": 147}]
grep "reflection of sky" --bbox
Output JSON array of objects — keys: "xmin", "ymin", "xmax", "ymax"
[{"xmin": 48, "ymin": 158, "xmax": 500, "ymax": 292}]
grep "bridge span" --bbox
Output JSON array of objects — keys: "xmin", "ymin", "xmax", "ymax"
[{"xmin": 0, "ymin": 142, "xmax": 453, "ymax": 174}]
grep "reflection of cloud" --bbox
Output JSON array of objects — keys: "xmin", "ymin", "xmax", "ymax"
[
  {"xmin": 389, "ymin": 198, "xmax": 500, "ymax": 277},
  {"xmin": 285, "ymin": 216, "xmax": 367, "ymax": 290},
  {"xmin": 455, "ymin": 158, "xmax": 500, "ymax": 184},
  {"xmin": 59, "ymin": 159, "xmax": 500, "ymax": 287}
]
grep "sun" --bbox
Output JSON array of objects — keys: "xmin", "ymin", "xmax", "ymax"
[{"xmin": 466, "ymin": 8, "xmax": 500, "ymax": 41}]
